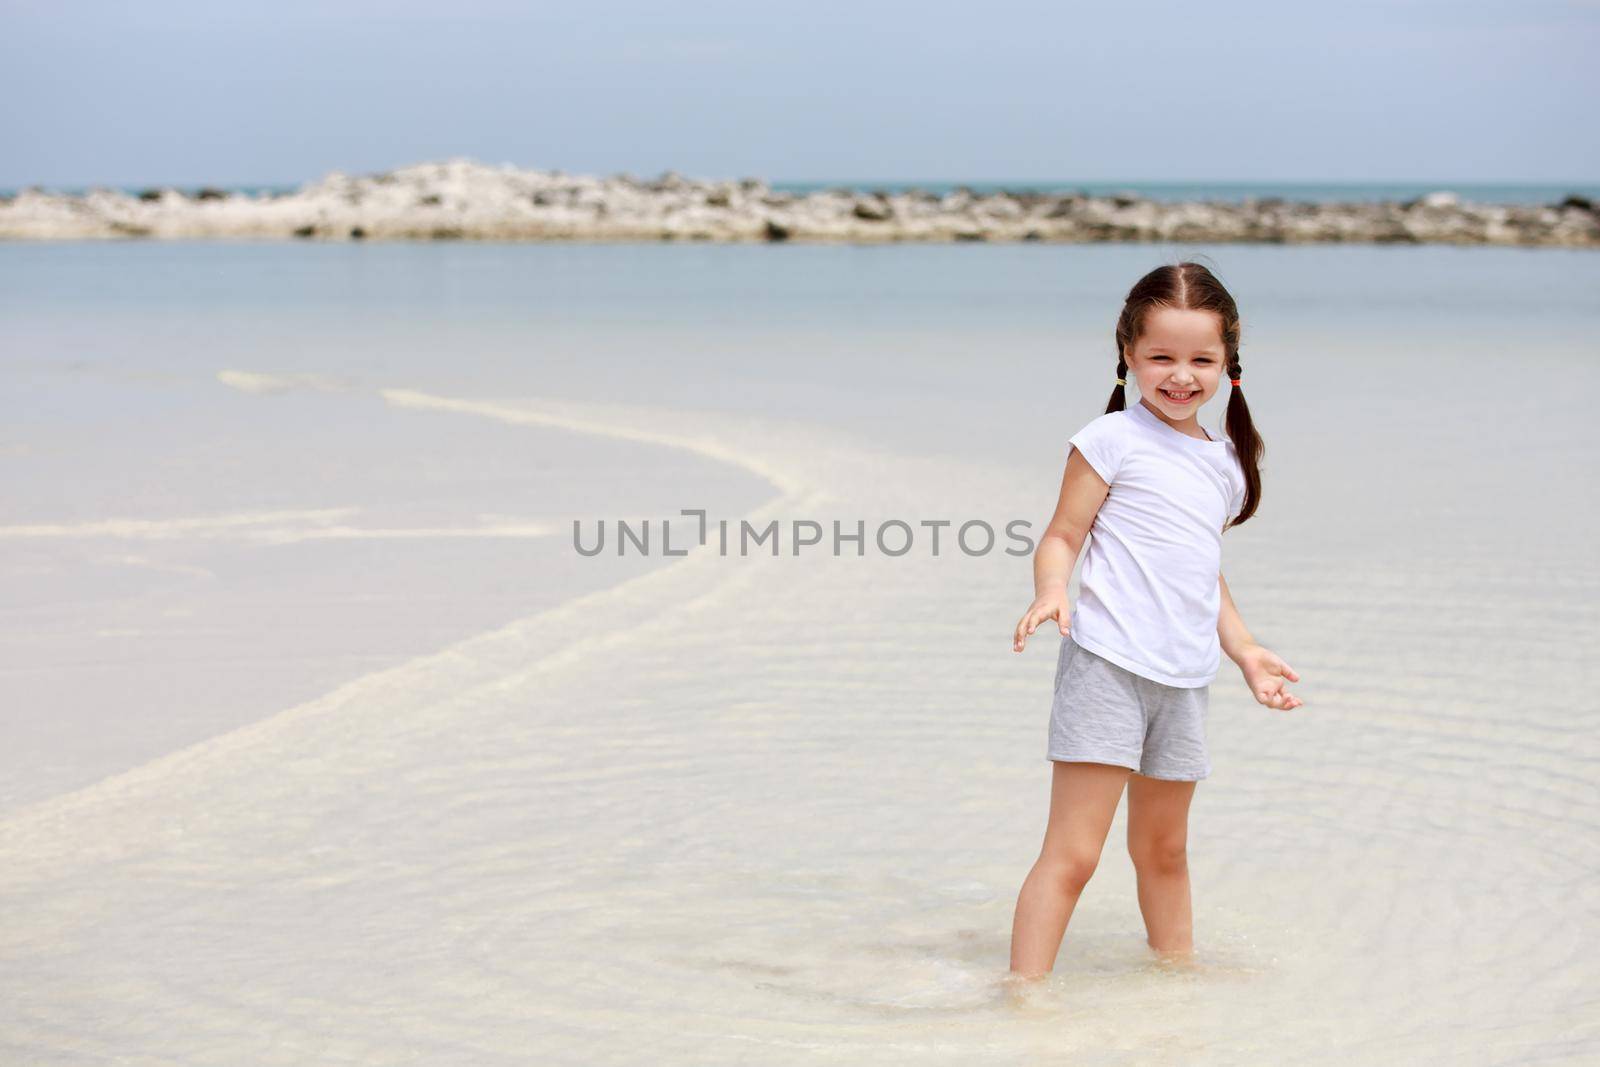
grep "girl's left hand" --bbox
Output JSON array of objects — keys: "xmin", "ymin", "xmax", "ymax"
[{"xmin": 1238, "ymin": 644, "xmax": 1303, "ymax": 711}]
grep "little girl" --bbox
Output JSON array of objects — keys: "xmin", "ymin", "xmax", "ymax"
[{"xmin": 1007, "ymin": 260, "xmax": 1302, "ymax": 979}]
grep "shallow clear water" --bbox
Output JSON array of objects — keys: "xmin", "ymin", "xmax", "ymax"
[{"xmin": 1, "ymin": 240, "xmax": 1597, "ymax": 1063}]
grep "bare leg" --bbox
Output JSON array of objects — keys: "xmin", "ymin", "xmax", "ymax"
[
  {"xmin": 1126, "ymin": 772, "xmax": 1198, "ymax": 956},
  {"xmin": 1009, "ymin": 761, "xmax": 1131, "ymax": 977}
]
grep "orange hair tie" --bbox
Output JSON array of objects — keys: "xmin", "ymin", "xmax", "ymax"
[{"xmin": 1229, "ymin": 378, "xmax": 1241, "ymax": 386}]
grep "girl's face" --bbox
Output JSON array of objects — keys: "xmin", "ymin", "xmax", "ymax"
[{"xmin": 1125, "ymin": 306, "xmax": 1226, "ymax": 421}]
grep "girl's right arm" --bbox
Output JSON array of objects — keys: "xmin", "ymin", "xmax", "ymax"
[{"xmin": 1012, "ymin": 448, "xmax": 1111, "ymax": 652}]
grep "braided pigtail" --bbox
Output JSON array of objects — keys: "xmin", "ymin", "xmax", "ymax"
[
  {"xmin": 1104, "ymin": 308, "xmax": 1136, "ymax": 414},
  {"xmin": 1105, "ymin": 355, "xmax": 1130, "ymax": 414},
  {"xmin": 1222, "ymin": 345, "xmax": 1264, "ymax": 528}
]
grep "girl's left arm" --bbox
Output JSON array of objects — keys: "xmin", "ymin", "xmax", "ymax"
[{"xmin": 1219, "ymin": 571, "xmax": 1304, "ymax": 711}]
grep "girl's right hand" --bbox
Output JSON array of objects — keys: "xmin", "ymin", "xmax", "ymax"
[{"xmin": 1013, "ymin": 591, "xmax": 1070, "ymax": 652}]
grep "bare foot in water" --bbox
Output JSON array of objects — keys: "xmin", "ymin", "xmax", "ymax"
[
  {"xmin": 998, "ymin": 969, "xmax": 1051, "ymax": 1008},
  {"xmin": 1146, "ymin": 945, "xmax": 1202, "ymax": 974}
]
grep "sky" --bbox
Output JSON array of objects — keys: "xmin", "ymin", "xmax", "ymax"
[{"xmin": 2, "ymin": 0, "xmax": 1596, "ymax": 188}]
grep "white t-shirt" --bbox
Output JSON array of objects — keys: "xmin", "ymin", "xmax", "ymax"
[{"xmin": 1066, "ymin": 400, "xmax": 1247, "ymax": 688}]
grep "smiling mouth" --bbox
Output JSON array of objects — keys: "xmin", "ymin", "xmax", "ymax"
[{"xmin": 1161, "ymin": 389, "xmax": 1196, "ymax": 402}]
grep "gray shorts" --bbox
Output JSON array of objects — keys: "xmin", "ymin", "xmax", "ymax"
[{"xmin": 1047, "ymin": 637, "xmax": 1212, "ymax": 781}]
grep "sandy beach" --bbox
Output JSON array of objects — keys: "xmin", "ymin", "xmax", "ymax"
[{"xmin": 2, "ymin": 240, "xmax": 1597, "ymax": 1063}]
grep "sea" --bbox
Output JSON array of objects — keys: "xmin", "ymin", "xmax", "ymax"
[
  {"xmin": 5, "ymin": 179, "xmax": 1599, "ymax": 206},
  {"xmin": 1, "ymin": 237, "xmax": 1597, "ymax": 1063}
]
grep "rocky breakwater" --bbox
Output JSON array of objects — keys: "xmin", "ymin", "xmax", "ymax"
[{"xmin": 2, "ymin": 158, "xmax": 1597, "ymax": 247}]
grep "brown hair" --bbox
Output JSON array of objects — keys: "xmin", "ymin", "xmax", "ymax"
[{"xmin": 1103, "ymin": 259, "xmax": 1264, "ymax": 528}]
